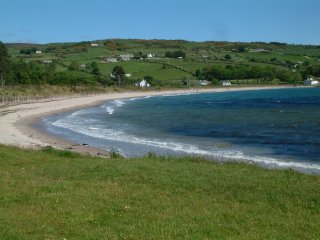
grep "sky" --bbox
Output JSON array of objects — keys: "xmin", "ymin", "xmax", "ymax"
[{"xmin": 0, "ymin": 0, "xmax": 319, "ymax": 45}]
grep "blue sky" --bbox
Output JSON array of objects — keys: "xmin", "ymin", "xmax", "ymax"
[{"xmin": 0, "ymin": 0, "xmax": 319, "ymax": 44}]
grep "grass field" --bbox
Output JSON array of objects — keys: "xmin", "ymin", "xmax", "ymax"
[{"xmin": 0, "ymin": 145, "xmax": 319, "ymax": 239}]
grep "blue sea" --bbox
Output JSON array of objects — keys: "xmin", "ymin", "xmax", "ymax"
[{"xmin": 43, "ymin": 88, "xmax": 320, "ymax": 173}]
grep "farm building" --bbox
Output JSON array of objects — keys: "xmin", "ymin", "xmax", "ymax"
[
  {"xmin": 198, "ymin": 80, "xmax": 210, "ymax": 86},
  {"xmin": 106, "ymin": 57, "xmax": 118, "ymax": 63},
  {"xmin": 42, "ymin": 59, "xmax": 52, "ymax": 63},
  {"xmin": 304, "ymin": 78, "xmax": 319, "ymax": 86},
  {"xmin": 221, "ymin": 80, "xmax": 232, "ymax": 86},
  {"xmin": 119, "ymin": 54, "xmax": 134, "ymax": 61},
  {"xmin": 135, "ymin": 79, "xmax": 151, "ymax": 88}
]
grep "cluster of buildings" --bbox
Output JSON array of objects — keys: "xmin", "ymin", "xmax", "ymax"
[
  {"xmin": 304, "ymin": 77, "xmax": 319, "ymax": 86},
  {"xmin": 90, "ymin": 43, "xmax": 103, "ymax": 47},
  {"xmin": 105, "ymin": 53, "xmax": 156, "ymax": 63},
  {"xmin": 107, "ymin": 54, "xmax": 135, "ymax": 62}
]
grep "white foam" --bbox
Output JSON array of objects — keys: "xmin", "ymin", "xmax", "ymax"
[
  {"xmin": 69, "ymin": 109, "xmax": 88, "ymax": 117},
  {"xmin": 162, "ymin": 94, "xmax": 176, "ymax": 97},
  {"xmin": 114, "ymin": 100, "xmax": 125, "ymax": 107},
  {"xmin": 100, "ymin": 99, "xmax": 127, "ymax": 115},
  {"xmin": 106, "ymin": 107, "xmax": 114, "ymax": 115},
  {"xmin": 52, "ymin": 117, "xmax": 320, "ymax": 173},
  {"xmin": 162, "ymin": 93, "xmax": 199, "ymax": 97},
  {"xmin": 53, "ymin": 119, "xmax": 213, "ymax": 155},
  {"xmin": 89, "ymin": 127, "xmax": 100, "ymax": 130}
]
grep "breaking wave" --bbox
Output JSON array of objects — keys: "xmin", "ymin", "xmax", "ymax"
[{"xmin": 52, "ymin": 116, "xmax": 320, "ymax": 173}]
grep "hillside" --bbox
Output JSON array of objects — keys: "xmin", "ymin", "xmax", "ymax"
[{"xmin": 1, "ymin": 39, "xmax": 320, "ymax": 97}]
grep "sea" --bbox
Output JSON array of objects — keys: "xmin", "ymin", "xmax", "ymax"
[{"xmin": 42, "ymin": 88, "xmax": 320, "ymax": 173}]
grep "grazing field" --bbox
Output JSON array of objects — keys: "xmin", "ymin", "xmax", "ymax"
[{"xmin": 0, "ymin": 145, "xmax": 319, "ymax": 239}]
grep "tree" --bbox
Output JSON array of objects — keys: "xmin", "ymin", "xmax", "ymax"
[
  {"xmin": 68, "ymin": 61, "xmax": 80, "ymax": 71},
  {"xmin": 0, "ymin": 41, "xmax": 10, "ymax": 87},
  {"xmin": 237, "ymin": 46, "xmax": 246, "ymax": 52},
  {"xmin": 90, "ymin": 61, "xmax": 100, "ymax": 76},
  {"xmin": 224, "ymin": 54, "xmax": 232, "ymax": 60},
  {"xmin": 19, "ymin": 48, "xmax": 36, "ymax": 55},
  {"xmin": 165, "ymin": 50, "xmax": 186, "ymax": 58},
  {"xmin": 111, "ymin": 66, "xmax": 125, "ymax": 85}
]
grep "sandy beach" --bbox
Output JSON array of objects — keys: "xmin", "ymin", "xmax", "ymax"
[{"xmin": 0, "ymin": 86, "xmax": 297, "ymax": 157}]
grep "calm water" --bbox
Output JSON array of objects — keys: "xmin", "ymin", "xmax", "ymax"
[{"xmin": 43, "ymin": 88, "xmax": 320, "ymax": 173}]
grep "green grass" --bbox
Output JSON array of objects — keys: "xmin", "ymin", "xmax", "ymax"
[
  {"xmin": 0, "ymin": 145, "xmax": 319, "ymax": 239},
  {"xmin": 97, "ymin": 61, "xmax": 194, "ymax": 80}
]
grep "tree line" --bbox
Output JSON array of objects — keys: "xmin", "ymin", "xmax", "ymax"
[
  {"xmin": 0, "ymin": 41, "xmax": 121, "ymax": 88},
  {"xmin": 195, "ymin": 64, "xmax": 304, "ymax": 84}
]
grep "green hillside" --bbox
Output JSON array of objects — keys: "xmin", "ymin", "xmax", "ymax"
[{"xmin": 1, "ymin": 39, "xmax": 320, "ymax": 97}]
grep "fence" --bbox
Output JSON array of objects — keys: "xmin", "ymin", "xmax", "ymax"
[{"xmin": 0, "ymin": 92, "xmax": 104, "ymax": 107}]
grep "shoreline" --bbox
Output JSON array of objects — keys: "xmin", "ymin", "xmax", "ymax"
[{"xmin": 0, "ymin": 85, "xmax": 299, "ymax": 157}]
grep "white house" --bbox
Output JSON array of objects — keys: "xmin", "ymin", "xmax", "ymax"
[
  {"xmin": 135, "ymin": 79, "xmax": 151, "ymax": 88},
  {"xmin": 106, "ymin": 57, "xmax": 118, "ymax": 63},
  {"xmin": 119, "ymin": 54, "xmax": 134, "ymax": 61},
  {"xmin": 249, "ymin": 48, "xmax": 269, "ymax": 53},
  {"xmin": 90, "ymin": 43, "xmax": 99, "ymax": 47},
  {"xmin": 35, "ymin": 50, "xmax": 42, "ymax": 54},
  {"xmin": 221, "ymin": 80, "xmax": 232, "ymax": 86},
  {"xmin": 42, "ymin": 59, "xmax": 52, "ymax": 63},
  {"xmin": 304, "ymin": 78, "xmax": 319, "ymax": 86},
  {"xmin": 198, "ymin": 80, "xmax": 210, "ymax": 86},
  {"xmin": 147, "ymin": 53, "xmax": 155, "ymax": 59}
]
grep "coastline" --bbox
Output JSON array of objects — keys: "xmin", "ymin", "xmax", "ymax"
[{"xmin": 0, "ymin": 85, "xmax": 298, "ymax": 157}]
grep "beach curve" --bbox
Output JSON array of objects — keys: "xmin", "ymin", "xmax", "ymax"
[{"xmin": 0, "ymin": 86, "xmax": 297, "ymax": 157}]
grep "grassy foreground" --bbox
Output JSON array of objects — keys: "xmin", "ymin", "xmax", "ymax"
[{"xmin": 0, "ymin": 145, "xmax": 319, "ymax": 239}]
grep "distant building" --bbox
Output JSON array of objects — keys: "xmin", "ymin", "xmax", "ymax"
[
  {"xmin": 221, "ymin": 80, "xmax": 232, "ymax": 86},
  {"xmin": 135, "ymin": 79, "xmax": 151, "ymax": 88},
  {"xmin": 198, "ymin": 80, "xmax": 210, "ymax": 86},
  {"xmin": 35, "ymin": 50, "xmax": 42, "ymax": 54},
  {"xmin": 304, "ymin": 78, "xmax": 319, "ymax": 86},
  {"xmin": 249, "ymin": 48, "xmax": 269, "ymax": 53},
  {"xmin": 42, "ymin": 59, "xmax": 52, "ymax": 63},
  {"xmin": 106, "ymin": 57, "xmax": 118, "ymax": 63},
  {"xmin": 147, "ymin": 53, "xmax": 155, "ymax": 59},
  {"xmin": 90, "ymin": 43, "xmax": 99, "ymax": 47},
  {"xmin": 119, "ymin": 54, "xmax": 134, "ymax": 61}
]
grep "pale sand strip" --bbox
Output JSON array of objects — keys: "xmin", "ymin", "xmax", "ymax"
[{"xmin": 0, "ymin": 86, "xmax": 296, "ymax": 156}]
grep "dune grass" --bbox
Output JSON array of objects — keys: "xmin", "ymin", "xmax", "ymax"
[{"xmin": 0, "ymin": 145, "xmax": 319, "ymax": 239}]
